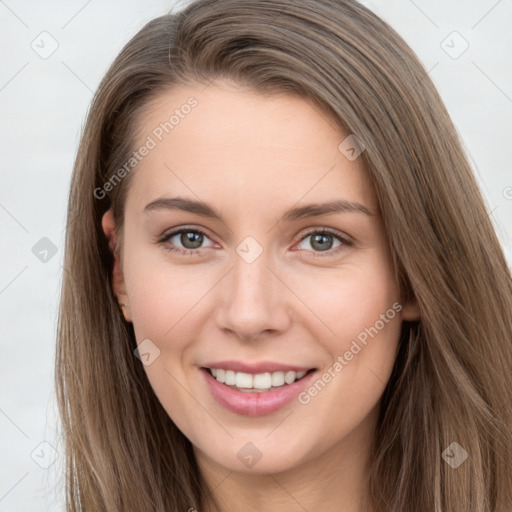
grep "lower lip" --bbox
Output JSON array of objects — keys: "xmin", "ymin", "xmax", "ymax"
[{"xmin": 201, "ymin": 368, "xmax": 316, "ymax": 417}]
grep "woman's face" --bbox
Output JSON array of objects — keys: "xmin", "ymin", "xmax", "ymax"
[{"xmin": 103, "ymin": 80, "xmax": 419, "ymax": 475}]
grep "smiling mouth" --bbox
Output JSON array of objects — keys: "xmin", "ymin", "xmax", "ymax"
[{"xmin": 204, "ymin": 367, "xmax": 316, "ymax": 393}]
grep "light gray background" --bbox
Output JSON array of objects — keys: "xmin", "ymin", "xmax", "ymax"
[{"xmin": 1, "ymin": 1, "xmax": 511, "ymax": 510}]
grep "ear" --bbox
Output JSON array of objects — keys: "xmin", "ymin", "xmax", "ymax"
[
  {"xmin": 101, "ymin": 209, "xmax": 132, "ymax": 322},
  {"xmin": 400, "ymin": 297, "xmax": 420, "ymax": 322}
]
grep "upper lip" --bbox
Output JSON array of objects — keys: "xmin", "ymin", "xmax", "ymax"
[{"xmin": 202, "ymin": 360, "xmax": 315, "ymax": 374}]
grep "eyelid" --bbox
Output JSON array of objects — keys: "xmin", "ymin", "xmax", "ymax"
[{"xmin": 296, "ymin": 226, "xmax": 353, "ymax": 243}]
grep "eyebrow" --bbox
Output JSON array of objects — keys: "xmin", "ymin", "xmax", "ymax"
[{"xmin": 144, "ymin": 196, "xmax": 374, "ymax": 223}]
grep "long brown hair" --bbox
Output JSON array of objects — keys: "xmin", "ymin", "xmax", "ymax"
[{"xmin": 56, "ymin": 0, "xmax": 512, "ymax": 510}]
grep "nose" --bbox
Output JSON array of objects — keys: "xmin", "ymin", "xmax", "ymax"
[{"xmin": 214, "ymin": 249, "xmax": 292, "ymax": 341}]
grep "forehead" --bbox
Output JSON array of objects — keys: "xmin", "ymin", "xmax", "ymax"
[{"xmin": 127, "ymin": 80, "xmax": 377, "ymax": 215}]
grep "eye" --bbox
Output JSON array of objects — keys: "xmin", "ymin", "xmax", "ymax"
[
  {"xmin": 295, "ymin": 229, "xmax": 352, "ymax": 256},
  {"xmin": 158, "ymin": 227, "xmax": 217, "ymax": 255},
  {"xmin": 157, "ymin": 227, "xmax": 351, "ymax": 257}
]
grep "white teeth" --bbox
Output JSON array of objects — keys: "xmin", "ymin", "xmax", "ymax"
[
  {"xmin": 253, "ymin": 372, "xmax": 272, "ymax": 389},
  {"xmin": 209, "ymin": 368, "xmax": 310, "ymax": 390},
  {"xmin": 225, "ymin": 370, "xmax": 236, "ymax": 385},
  {"xmin": 271, "ymin": 371, "xmax": 285, "ymax": 387},
  {"xmin": 235, "ymin": 372, "xmax": 253, "ymax": 388},
  {"xmin": 284, "ymin": 371, "xmax": 296, "ymax": 384}
]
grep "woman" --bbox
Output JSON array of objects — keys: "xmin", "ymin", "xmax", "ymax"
[{"xmin": 56, "ymin": 0, "xmax": 512, "ymax": 510}]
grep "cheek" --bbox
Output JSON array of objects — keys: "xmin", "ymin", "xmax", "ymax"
[
  {"xmin": 284, "ymin": 255, "xmax": 402, "ymax": 401},
  {"xmin": 282, "ymin": 257, "xmax": 400, "ymax": 345},
  {"xmin": 298, "ymin": 267, "xmax": 402, "ymax": 425},
  {"xmin": 122, "ymin": 249, "xmax": 210, "ymax": 434},
  {"xmin": 123, "ymin": 246, "xmax": 217, "ymax": 342}
]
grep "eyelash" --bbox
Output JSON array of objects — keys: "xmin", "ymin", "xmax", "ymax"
[{"xmin": 157, "ymin": 227, "xmax": 353, "ymax": 258}]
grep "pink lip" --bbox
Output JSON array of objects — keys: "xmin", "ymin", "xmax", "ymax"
[
  {"xmin": 202, "ymin": 360, "xmax": 313, "ymax": 374},
  {"xmin": 201, "ymin": 367, "xmax": 317, "ymax": 417}
]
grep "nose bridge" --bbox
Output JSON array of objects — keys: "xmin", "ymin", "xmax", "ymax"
[{"xmin": 215, "ymin": 243, "xmax": 289, "ymax": 339}]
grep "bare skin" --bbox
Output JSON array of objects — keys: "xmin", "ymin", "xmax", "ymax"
[{"xmin": 102, "ymin": 79, "xmax": 420, "ymax": 512}]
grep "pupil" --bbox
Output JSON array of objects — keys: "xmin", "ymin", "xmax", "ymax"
[
  {"xmin": 181, "ymin": 231, "xmax": 203, "ymax": 249},
  {"xmin": 311, "ymin": 234, "xmax": 332, "ymax": 251}
]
